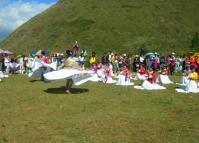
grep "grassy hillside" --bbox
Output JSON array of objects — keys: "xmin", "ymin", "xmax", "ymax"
[{"xmin": 0, "ymin": 0, "xmax": 199, "ymax": 55}]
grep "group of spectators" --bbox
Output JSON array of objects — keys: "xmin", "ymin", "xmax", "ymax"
[
  {"xmin": 1, "ymin": 41, "xmax": 199, "ymax": 77},
  {"xmin": 133, "ymin": 52, "xmax": 199, "ymax": 75},
  {"xmin": 88, "ymin": 51, "xmax": 131, "ymax": 74}
]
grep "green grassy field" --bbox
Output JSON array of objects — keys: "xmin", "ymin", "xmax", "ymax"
[
  {"xmin": 0, "ymin": 0, "xmax": 199, "ymax": 55},
  {"xmin": 0, "ymin": 75, "xmax": 198, "ymax": 143}
]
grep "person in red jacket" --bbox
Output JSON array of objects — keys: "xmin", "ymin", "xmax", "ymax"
[
  {"xmin": 169, "ymin": 59, "xmax": 175, "ymax": 75},
  {"xmin": 139, "ymin": 64, "xmax": 146, "ymax": 75},
  {"xmin": 147, "ymin": 68, "xmax": 156, "ymax": 84},
  {"xmin": 133, "ymin": 64, "xmax": 147, "ymax": 80}
]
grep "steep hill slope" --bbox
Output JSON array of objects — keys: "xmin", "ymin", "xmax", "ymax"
[{"xmin": 0, "ymin": 0, "xmax": 198, "ymax": 54}]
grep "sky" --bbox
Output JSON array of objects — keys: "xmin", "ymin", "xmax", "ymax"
[{"xmin": 0, "ymin": 0, "xmax": 58, "ymax": 41}]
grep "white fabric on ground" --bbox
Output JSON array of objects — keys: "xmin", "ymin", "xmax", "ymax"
[
  {"xmin": 0, "ymin": 71, "xmax": 4, "ymax": 78},
  {"xmin": 134, "ymin": 80, "xmax": 166, "ymax": 90},
  {"xmin": 176, "ymin": 76, "xmax": 189, "ymax": 86},
  {"xmin": 176, "ymin": 80, "xmax": 199, "ymax": 93},
  {"xmin": 0, "ymin": 71, "xmax": 8, "ymax": 78},
  {"xmin": 156, "ymin": 75, "xmax": 173, "ymax": 84},
  {"xmin": 89, "ymin": 73, "xmax": 101, "ymax": 82},
  {"xmin": 116, "ymin": 75, "xmax": 134, "ymax": 86},
  {"xmin": 101, "ymin": 74, "xmax": 116, "ymax": 84}
]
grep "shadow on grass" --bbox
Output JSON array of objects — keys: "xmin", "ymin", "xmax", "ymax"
[
  {"xmin": 29, "ymin": 79, "xmax": 42, "ymax": 83},
  {"xmin": 44, "ymin": 86, "xmax": 89, "ymax": 94}
]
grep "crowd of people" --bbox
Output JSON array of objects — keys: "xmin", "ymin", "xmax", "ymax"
[{"xmin": 0, "ymin": 42, "xmax": 199, "ymax": 93}]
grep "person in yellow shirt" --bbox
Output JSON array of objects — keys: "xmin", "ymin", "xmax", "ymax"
[
  {"xmin": 176, "ymin": 68, "xmax": 199, "ymax": 93},
  {"xmin": 111, "ymin": 54, "xmax": 115, "ymax": 63},
  {"xmin": 189, "ymin": 71, "xmax": 199, "ymax": 81},
  {"xmin": 89, "ymin": 52, "xmax": 96, "ymax": 65}
]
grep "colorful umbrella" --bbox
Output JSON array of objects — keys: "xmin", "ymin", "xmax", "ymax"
[
  {"xmin": 0, "ymin": 49, "xmax": 13, "ymax": 55},
  {"xmin": 36, "ymin": 50, "xmax": 42, "ymax": 55},
  {"xmin": 42, "ymin": 50, "xmax": 49, "ymax": 55},
  {"xmin": 3, "ymin": 50, "xmax": 13, "ymax": 55},
  {"xmin": 31, "ymin": 50, "xmax": 38, "ymax": 55},
  {"xmin": 31, "ymin": 50, "xmax": 49, "ymax": 56},
  {"xmin": 145, "ymin": 52, "xmax": 154, "ymax": 57}
]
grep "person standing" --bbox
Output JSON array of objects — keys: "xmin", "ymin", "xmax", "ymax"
[
  {"xmin": 4, "ymin": 55, "xmax": 10, "ymax": 73},
  {"xmin": 72, "ymin": 41, "xmax": 79, "ymax": 57},
  {"xmin": 18, "ymin": 56, "xmax": 24, "ymax": 74},
  {"xmin": 0, "ymin": 55, "xmax": 4, "ymax": 72}
]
